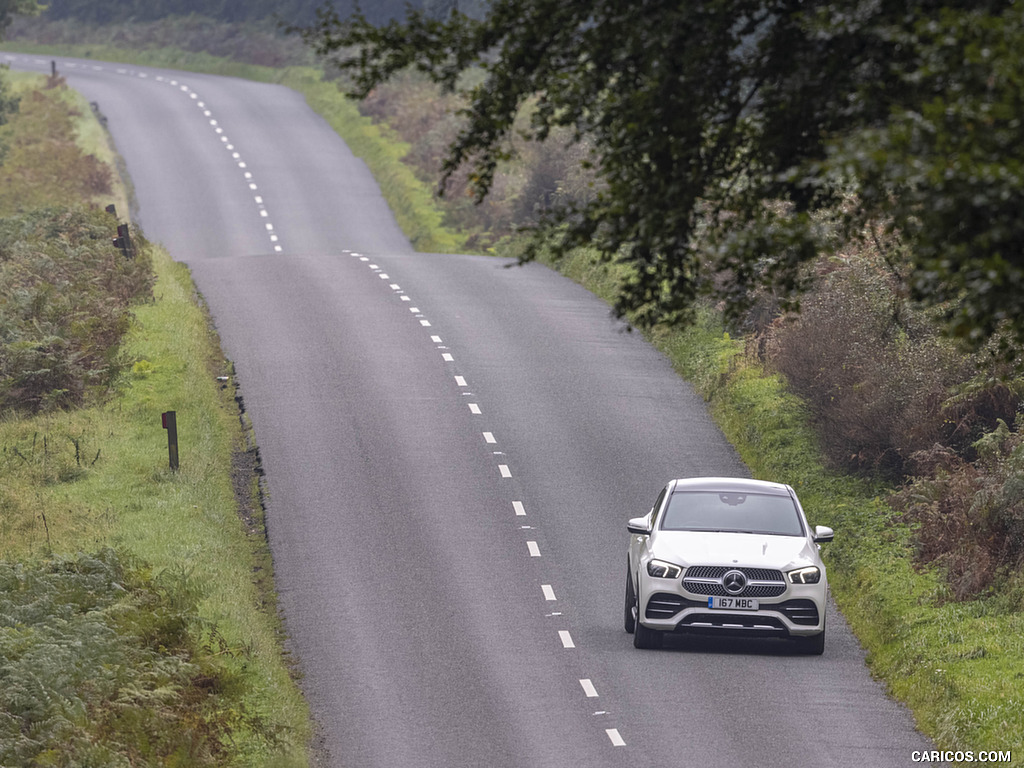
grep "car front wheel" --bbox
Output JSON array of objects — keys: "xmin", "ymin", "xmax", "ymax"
[
  {"xmin": 624, "ymin": 565, "xmax": 636, "ymax": 634},
  {"xmin": 794, "ymin": 617, "xmax": 825, "ymax": 655}
]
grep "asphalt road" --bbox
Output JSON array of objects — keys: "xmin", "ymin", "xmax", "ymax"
[{"xmin": 5, "ymin": 53, "xmax": 942, "ymax": 768}]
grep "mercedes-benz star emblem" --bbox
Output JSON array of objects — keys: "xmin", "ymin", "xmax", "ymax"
[{"xmin": 723, "ymin": 569, "xmax": 747, "ymax": 595}]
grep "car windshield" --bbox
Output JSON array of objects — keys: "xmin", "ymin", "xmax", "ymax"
[{"xmin": 660, "ymin": 491, "xmax": 804, "ymax": 536}]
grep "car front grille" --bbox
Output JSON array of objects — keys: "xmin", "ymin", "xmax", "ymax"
[
  {"xmin": 682, "ymin": 565, "xmax": 786, "ymax": 598},
  {"xmin": 685, "ymin": 566, "xmax": 784, "ymax": 581}
]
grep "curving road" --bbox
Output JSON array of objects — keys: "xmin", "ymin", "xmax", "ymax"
[{"xmin": 5, "ymin": 53, "xmax": 940, "ymax": 768}]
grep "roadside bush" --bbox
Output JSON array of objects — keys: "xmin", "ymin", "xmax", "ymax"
[
  {"xmin": 0, "ymin": 207, "xmax": 154, "ymax": 413},
  {"xmin": 892, "ymin": 418, "xmax": 1024, "ymax": 599},
  {"xmin": 766, "ymin": 256, "xmax": 1018, "ymax": 478}
]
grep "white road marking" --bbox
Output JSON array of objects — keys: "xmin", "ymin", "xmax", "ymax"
[
  {"xmin": 499, "ymin": 464, "xmax": 511, "ymax": 478},
  {"xmin": 483, "ymin": 432, "xmax": 496, "ymax": 443},
  {"xmin": 455, "ymin": 376, "xmax": 467, "ymax": 387},
  {"xmin": 401, "ymin": 295, "xmax": 411, "ymax": 301},
  {"xmin": 265, "ymin": 223, "xmax": 274, "ymax": 231},
  {"xmin": 368, "ymin": 263, "xmax": 378, "ymax": 268},
  {"xmin": 442, "ymin": 353, "xmax": 454, "ymax": 362},
  {"xmin": 254, "ymin": 196, "xmax": 262, "ymax": 203},
  {"xmin": 420, "ymin": 320, "xmax": 432, "ymax": 327},
  {"xmin": 512, "ymin": 501, "xmax": 526, "ymax": 516},
  {"xmin": 431, "ymin": 336, "xmax": 442, "ymax": 343},
  {"xmin": 527, "ymin": 541, "xmax": 541, "ymax": 557},
  {"xmin": 559, "ymin": 630, "xmax": 575, "ymax": 648},
  {"xmin": 270, "ymin": 235, "xmax": 279, "ymax": 242},
  {"xmin": 606, "ymin": 729, "xmax": 625, "ymax": 747},
  {"xmin": 260, "ymin": 210, "xmax": 268, "ymax": 217},
  {"xmin": 274, "ymin": 246, "xmax": 283, "ymax": 252},
  {"xmin": 580, "ymin": 679, "xmax": 598, "ymax": 698},
  {"xmin": 409, "ymin": 307, "xmax": 420, "ymax": 313},
  {"xmin": 360, "ymin": 257, "xmax": 369, "ymax": 261},
  {"xmin": 542, "ymin": 584, "xmax": 556, "ymax": 601},
  {"xmin": 238, "ymin": 161, "xmax": 247, "ymax": 168},
  {"xmin": 209, "ymin": 119, "xmax": 218, "ymax": 126},
  {"xmin": 390, "ymin": 283, "xmax": 401, "ymax": 290},
  {"xmin": 468, "ymin": 403, "xmax": 481, "ymax": 414},
  {"xmin": 203, "ymin": 110, "xmax": 212, "ymax": 117},
  {"xmin": 249, "ymin": 183, "xmax": 258, "ymax": 190}
]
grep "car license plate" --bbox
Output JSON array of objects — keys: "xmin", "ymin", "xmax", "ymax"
[{"xmin": 708, "ymin": 596, "xmax": 758, "ymax": 611}]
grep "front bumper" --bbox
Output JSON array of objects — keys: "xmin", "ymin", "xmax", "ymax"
[{"xmin": 638, "ymin": 579, "xmax": 827, "ymax": 637}]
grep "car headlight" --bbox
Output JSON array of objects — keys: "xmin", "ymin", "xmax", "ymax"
[
  {"xmin": 788, "ymin": 566, "xmax": 821, "ymax": 584},
  {"xmin": 646, "ymin": 559, "xmax": 683, "ymax": 579}
]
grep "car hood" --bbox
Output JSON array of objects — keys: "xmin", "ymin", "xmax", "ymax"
[{"xmin": 651, "ymin": 530, "xmax": 820, "ymax": 571}]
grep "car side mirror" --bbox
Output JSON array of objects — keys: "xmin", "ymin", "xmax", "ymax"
[
  {"xmin": 627, "ymin": 516, "xmax": 652, "ymax": 535},
  {"xmin": 813, "ymin": 525, "xmax": 834, "ymax": 543}
]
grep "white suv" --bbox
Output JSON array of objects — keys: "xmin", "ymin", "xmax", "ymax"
[{"xmin": 625, "ymin": 477, "xmax": 833, "ymax": 654}]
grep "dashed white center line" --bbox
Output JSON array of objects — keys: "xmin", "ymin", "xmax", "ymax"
[
  {"xmin": 368, "ymin": 263, "xmax": 378, "ymax": 269},
  {"xmin": 420, "ymin": 319, "xmax": 432, "ymax": 327},
  {"xmin": 401, "ymin": 295, "xmax": 411, "ymax": 301},
  {"xmin": 455, "ymin": 376, "xmax": 467, "ymax": 387},
  {"xmin": 410, "ymin": 307, "xmax": 420, "ymax": 313},
  {"xmin": 379, "ymin": 273, "xmax": 390, "ymax": 279},
  {"xmin": 512, "ymin": 501, "xmax": 526, "ymax": 516},
  {"xmin": 390, "ymin": 283, "xmax": 401, "ymax": 289},
  {"xmin": 468, "ymin": 403, "xmax": 481, "ymax": 414},
  {"xmin": 606, "ymin": 729, "xmax": 625, "ymax": 747},
  {"xmin": 499, "ymin": 464, "xmax": 512, "ymax": 478},
  {"xmin": 542, "ymin": 584, "xmax": 556, "ymax": 601},
  {"xmin": 431, "ymin": 335, "xmax": 442, "ymax": 343},
  {"xmin": 483, "ymin": 432, "xmax": 496, "ymax": 443},
  {"xmin": 559, "ymin": 630, "xmax": 575, "ymax": 649},
  {"xmin": 527, "ymin": 541, "xmax": 541, "ymax": 557},
  {"xmin": 442, "ymin": 353, "xmax": 454, "ymax": 362},
  {"xmin": 580, "ymin": 679, "xmax": 599, "ymax": 698}
]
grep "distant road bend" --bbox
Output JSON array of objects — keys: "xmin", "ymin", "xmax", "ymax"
[{"xmin": 4, "ymin": 53, "xmax": 942, "ymax": 768}]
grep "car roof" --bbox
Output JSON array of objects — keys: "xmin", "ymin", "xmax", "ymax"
[{"xmin": 669, "ymin": 477, "xmax": 792, "ymax": 496}]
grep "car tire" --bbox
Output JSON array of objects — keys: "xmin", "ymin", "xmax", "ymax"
[
  {"xmin": 624, "ymin": 565, "xmax": 636, "ymax": 634},
  {"xmin": 633, "ymin": 620, "xmax": 663, "ymax": 649},
  {"xmin": 795, "ymin": 618, "xmax": 825, "ymax": 655}
]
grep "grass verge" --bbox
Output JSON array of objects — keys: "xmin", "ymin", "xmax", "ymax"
[{"xmin": 0, "ymin": 68, "xmax": 312, "ymax": 763}]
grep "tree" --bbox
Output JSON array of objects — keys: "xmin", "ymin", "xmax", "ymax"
[{"xmin": 298, "ymin": 0, "xmax": 1024, "ymax": 352}]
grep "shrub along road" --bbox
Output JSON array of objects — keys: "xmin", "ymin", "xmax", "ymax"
[{"xmin": 3, "ymin": 53, "xmax": 944, "ymax": 767}]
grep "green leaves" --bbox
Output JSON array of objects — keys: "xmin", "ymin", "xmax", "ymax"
[{"xmin": 300, "ymin": 0, "xmax": 1024, "ymax": 352}]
